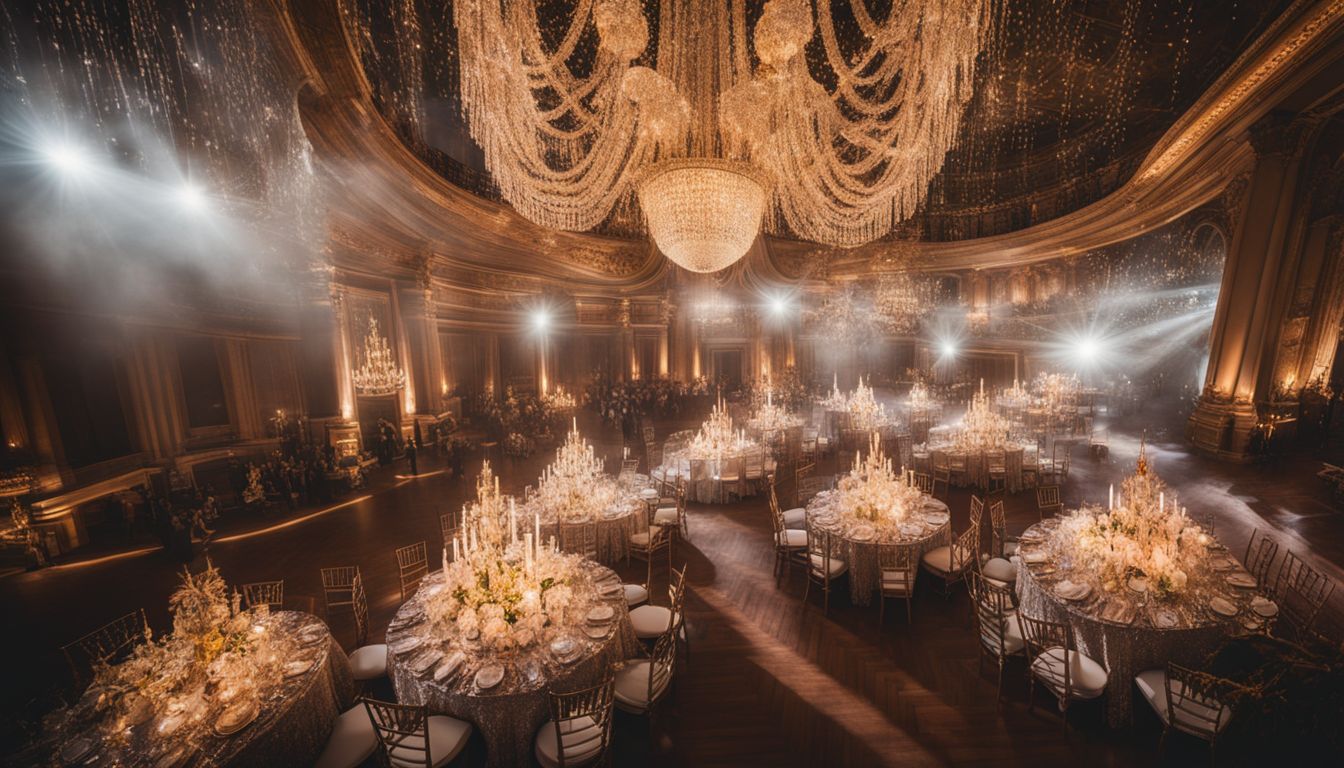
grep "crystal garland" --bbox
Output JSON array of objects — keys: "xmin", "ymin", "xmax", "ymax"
[
  {"xmin": 435, "ymin": 465, "xmax": 580, "ymax": 651},
  {"xmin": 1054, "ymin": 444, "xmax": 1207, "ymax": 596},
  {"xmin": 450, "ymin": 0, "xmax": 991, "ymax": 266},
  {"xmin": 533, "ymin": 420, "xmax": 619, "ymax": 522},
  {"xmin": 351, "ymin": 317, "xmax": 407, "ymax": 396},
  {"xmin": 834, "ymin": 433, "xmax": 925, "ymax": 526}
]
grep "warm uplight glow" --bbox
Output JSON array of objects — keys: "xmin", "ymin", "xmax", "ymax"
[
  {"xmin": 42, "ymin": 142, "xmax": 89, "ymax": 175},
  {"xmin": 532, "ymin": 309, "xmax": 551, "ymax": 332}
]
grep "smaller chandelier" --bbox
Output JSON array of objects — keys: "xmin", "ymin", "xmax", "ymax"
[
  {"xmin": 352, "ymin": 317, "xmax": 407, "ymax": 396},
  {"xmin": 637, "ymin": 159, "xmax": 767, "ymax": 274}
]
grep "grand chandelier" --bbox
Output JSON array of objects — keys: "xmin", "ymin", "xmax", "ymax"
[
  {"xmin": 875, "ymin": 272, "xmax": 935, "ymax": 334},
  {"xmin": 352, "ymin": 317, "xmax": 407, "ymax": 396},
  {"xmin": 452, "ymin": 0, "xmax": 990, "ymax": 272}
]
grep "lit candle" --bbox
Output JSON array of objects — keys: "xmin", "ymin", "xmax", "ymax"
[
  {"xmin": 572, "ymin": 416, "xmax": 577, "ymax": 433},
  {"xmin": 510, "ymin": 498, "xmax": 517, "ymax": 543},
  {"xmin": 442, "ymin": 546, "xmax": 448, "ymax": 575},
  {"xmin": 535, "ymin": 512, "xmax": 541, "ymax": 555},
  {"xmin": 1108, "ymin": 484, "xmax": 1114, "ymax": 510},
  {"xmin": 1160, "ymin": 492, "xmax": 1165, "ymax": 515},
  {"xmin": 524, "ymin": 532, "xmax": 533, "ymax": 574}
]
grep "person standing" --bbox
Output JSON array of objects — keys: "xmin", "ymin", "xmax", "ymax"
[{"xmin": 406, "ymin": 437, "xmax": 419, "ymax": 476}]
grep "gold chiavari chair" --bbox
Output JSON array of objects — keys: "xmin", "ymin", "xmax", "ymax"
[
  {"xmin": 534, "ymin": 676, "xmax": 616, "ymax": 768},
  {"xmin": 652, "ymin": 481, "xmax": 688, "ymax": 539},
  {"xmin": 440, "ymin": 512, "xmax": 458, "ymax": 546},
  {"xmin": 796, "ymin": 475, "xmax": 829, "ymax": 507},
  {"xmin": 348, "ymin": 572, "xmax": 388, "ymax": 683},
  {"xmin": 1135, "ymin": 662, "xmax": 1239, "ymax": 762},
  {"xmin": 794, "ymin": 461, "xmax": 816, "ymax": 507},
  {"xmin": 620, "ymin": 458, "xmax": 640, "ymax": 478},
  {"xmin": 641, "ymin": 425, "xmax": 656, "ymax": 445},
  {"xmin": 986, "ymin": 451, "xmax": 1007, "ymax": 494},
  {"xmin": 321, "ymin": 565, "xmax": 360, "ymax": 616},
  {"xmin": 645, "ymin": 442, "xmax": 663, "ymax": 482},
  {"xmin": 240, "ymin": 580, "xmax": 285, "ymax": 612},
  {"xmin": 62, "ymin": 609, "xmax": 149, "ymax": 692},
  {"xmin": 560, "ymin": 520, "xmax": 600, "ymax": 561},
  {"xmin": 613, "ymin": 627, "xmax": 677, "ymax": 718},
  {"xmin": 968, "ymin": 495, "xmax": 985, "ymax": 534},
  {"xmin": 877, "ymin": 543, "xmax": 917, "ymax": 624},
  {"xmin": 804, "ymin": 530, "xmax": 847, "ymax": 615},
  {"xmin": 966, "ymin": 571, "xmax": 1024, "ymax": 700},
  {"xmin": 1021, "ymin": 444, "xmax": 1040, "ymax": 489},
  {"xmin": 628, "ymin": 517, "xmax": 672, "ymax": 586},
  {"xmin": 630, "ymin": 565, "xmax": 687, "ymax": 651},
  {"xmin": 396, "ymin": 541, "xmax": 429, "ymax": 602},
  {"xmin": 361, "ymin": 697, "xmax": 472, "ymax": 768},
  {"xmin": 1271, "ymin": 551, "xmax": 1336, "ymax": 639},
  {"xmin": 921, "ymin": 523, "xmax": 979, "ymax": 598},
  {"xmin": 1036, "ymin": 484, "xmax": 1062, "ymax": 519},
  {"xmin": 947, "ymin": 452, "xmax": 969, "ymax": 487},
  {"xmin": 1018, "ymin": 613, "xmax": 1108, "ymax": 727},
  {"xmin": 931, "ymin": 454, "xmax": 951, "ymax": 499},
  {"xmin": 913, "ymin": 471, "xmax": 933, "ymax": 495},
  {"xmin": 770, "ymin": 479, "xmax": 807, "ymax": 530},
  {"xmin": 981, "ymin": 500, "xmax": 1018, "ymax": 587},
  {"xmin": 989, "ymin": 498, "xmax": 1015, "ymax": 559},
  {"xmin": 1243, "ymin": 528, "xmax": 1278, "ymax": 588},
  {"xmin": 770, "ymin": 488, "xmax": 808, "ymax": 579}
]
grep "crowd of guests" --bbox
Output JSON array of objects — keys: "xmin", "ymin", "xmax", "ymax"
[{"xmin": 586, "ymin": 377, "xmax": 709, "ymax": 439}]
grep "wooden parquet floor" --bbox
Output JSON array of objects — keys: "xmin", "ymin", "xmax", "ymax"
[{"xmin": 3, "ymin": 408, "xmax": 1339, "ymax": 766}]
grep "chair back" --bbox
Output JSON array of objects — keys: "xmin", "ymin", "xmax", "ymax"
[
  {"xmin": 363, "ymin": 698, "xmax": 433, "ymax": 768},
  {"xmin": 621, "ymin": 458, "xmax": 640, "ymax": 477},
  {"xmin": 878, "ymin": 544, "xmax": 916, "ymax": 597},
  {"xmin": 989, "ymin": 500, "xmax": 1007, "ymax": 558},
  {"xmin": 951, "ymin": 524, "xmax": 979, "ymax": 574},
  {"xmin": 969, "ymin": 495, "xmax": 984, "ymax": 531},
  {"xmin": 646, "ymin": 629, "xmax": 677, "ymax": 707},
  {"xmin": 1017, "ymin": 613, "xmax": 1075, "ymax": 697},
  {"xmin": 1244, "ymin": 529, "xmax": 1278, "ymax": 587},
  {"xmin": 546, "ymin": 677, "xmax": 616, "ymax": 767},
  {"xmin": 1036, "ymin": 484, "xmax": 1061, "ymax": 516},
  {"xmin": 352, "ymin": 571, "xmax": 372, "ymax": 646},
  {"xmin": 321, "ymin": 565, "xmax": 360, "ymax": 614},
  {"xmin": 62, "ymin": 609, "xmax": 149, "ymax": 691},
  {"xmin": 1273, "ymin": 551, "xmax": 1335, "ymax": 635},
  {"xmin": 642, "ymin": 425, "xmax": 656, "ymax": 444},
  {"xmin": 396, "ymin": 541, "xmax": 429, "ymax": 601},
  {"xmin": 440, "ymin": 512, "xmax": 457, "ymax": 545},
  {"xmin": 913, "ymin": 472, "xmax": 933, "ymax": 494},
  {"xmin": 1165, "ymin": 663, "xmax": 1236, "ymax": 741},
  {"xmin": 240, "ymin": 580, "xmax": 285, "ymax": 612},
  {"xmin": 967, "ymin": 571, "xmax": 1017, "ymax": 659}
]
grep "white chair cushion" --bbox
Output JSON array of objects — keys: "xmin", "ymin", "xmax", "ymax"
[
  {"xmin": 653, "ymin": 508, "xmax": 679, "ymax": 526},
  {"xmin": 782, "ymin": 508, "xmax": 807, "ymax": 528},
  {"xmin": 1003, "ymin": 541, "xmax": 1019, "ymax": 557},
  {"xmin": 979, "ymin": 613, "xmax": 1025, "ymax": 656},
  {"xmin": 630, "ymin": 531, "xmax": 651, "ymax": 546},
  {"xmin": 1031, "ymin": 647, "xmax": 1108, "ymax": 699},
  {"xmin": 315, "ymin": 706, "xmax": 378, "ymax": 768},
  {"xmin": 614, "ymin": 659, "xmax": 669, "ymax": 711},
  {"xmin": 776, "ymin": 529, "xmax": 807, "ymax": 548},
  {"xmin": 983, "ymin": 557, "xmax": 1018, "ymax": 586},
  {"xmin": 808, "ymin": 553, "xmax": 848, "ymax": 578},
  {"xmin": 629, "ymin": 605, "xmax": 678, "ymax": 638},
  {"xmin": 623, "ymin": 584, "xmax": 649, "ymax": 607},
  {"xmin": 921, "ymin": 545, "xmax": 971, "ymax": 575},
  {"xmin": 386, "ymin": 715, "xmax": 472, "ymax": 768},
  {"xmin": 534, "ymin": 715, "xmax": 604, "ymax": 768},
  {"xmin": 1135, "ymin": 668, "xmax": 1231, "ymax": 733},
  {"xmin": 349, "ymin": 644, "xmax": 388, "ymax": 681}
]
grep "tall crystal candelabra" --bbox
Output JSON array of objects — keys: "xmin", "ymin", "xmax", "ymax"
[
  {"xmin": 835, "ymin": 433, "xmax": 925, "ymax": 525},
  {"xmin": 533, "ymin": 420, "xmax": 618, "ymax": 521},
  {"xmin": 688, "ymin": 398, "xmax": 756, "ymax": 458},
  {"xmin": 947, "ymin": 379, "xmax": 1014, "ymax": 451}
]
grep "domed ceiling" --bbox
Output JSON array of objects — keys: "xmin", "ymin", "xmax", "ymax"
[{"xmin": 344, "ymin": 0, "xmax": 1292, "ymax": 244}]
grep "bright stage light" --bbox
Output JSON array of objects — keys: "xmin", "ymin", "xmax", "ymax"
[
  {"xmin": 1077, "ymin": 336, "xmax": 1101, "ymax": 363},
  {"xmin": 42, "ymin": 142, "xmax": 89, "ymax": 175},
  {"xmin": 768, "ymin": 295, "xmax": 789, "ymax": 317},
  {"xmin": 177, "ymin": 183, "xmax": 207, "ymax": 212},
  {"xmin": 940, "ymin": 340, "xmax": 958, "ymax": 358},
  {"xmin": 532, "ymin": 309, "xmax": 551, "ymax": 332}
]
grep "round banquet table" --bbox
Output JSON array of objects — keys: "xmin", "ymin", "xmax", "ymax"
[
  {"xmin": 387, "ymin": 563, "xmax": 640, "ymax": 766},
  {"xmin": 918, "ymin": 442, "xmax": 1029, "ymax": 493},
  {"xmin": 658, "ymin": 447, "xmax": 773, "ymax": 503},
  {"xmin": 805, "ymin": 491, "xmax": 951, "ymax": 606},
  {"xmin": 1014, "ymin": 519, "xmax": 1270, "ymax": 727},
  {"xmin": 520, "ymin": 477, "xmax": 653, "ymax": 565},
  {"xmin": 37, "ymin": 611, "xmax": 354, "ymax": 767}
]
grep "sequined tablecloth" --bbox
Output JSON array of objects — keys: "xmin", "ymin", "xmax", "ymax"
[
  {"xmin": 657, "ymin": 447, "xmax": 772, "ymax": 503},
  {"xmin": 35, "ymin": 612, "xmax": 353, "ymax": 767},
  {"xmin": 387, "ymin": 563, "xmax": 639, "ymax": 766},
  {"xmin": 917, "ymin": 443, "xmax": 1028, "ymax": 492},
  {"xmin": 519, "ymin": 480, "xmax": 652, "ymax": 565},
  {"xmin": 1014, "ymin": 520, "xmax": 1270, "ymax": 726},
  {"xmin": 805, "ymin": 490, "xmax": 951, "ymax": 606}
]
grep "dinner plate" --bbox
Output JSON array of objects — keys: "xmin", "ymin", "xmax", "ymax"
[
  {"xmin": 1225, "ymin": 572, "xmax": 1257, "ymax": 589},
  {"xmin": 899, "ymin": 523, "xmax": 923, "ymax": 537},
  {"xmin": 434, "ymin": 652, "xmax": 466, "ymax": 682},
  {"xmin": 922, "ymin": 513, "xmax": 949, "ymax": 526},
  {"xmin": 389, "ymin": 635, "xmax": 423, "ymax": 655},
  {"xmin": 423, "ymin": 582, "xmax": 445, "ymax": 598},
  {"xmin": 1127, "ymin": 576, "xmax": 1149, "ymax": 594},
  {"xmin": 1151, "ymin": 608, "xmax": 1180, "ymax": 628},
  {"xmin": 597, "ymin": 582, "xmax": 623, "ymax": 598},
  {"xmin": 1100, "ymin": 601, "xmax": 1136, "ymax": 625},
  {"xmin": 474, "ymin": 664, "xmax": 504, "ymax": 690},
  {"xmin": 1021, "ymin": 551, "xmax": 1049, "ymax": 564},
  {"xmin": 157, "ymin": 712, "xmax": 185, "ymax": 736},
  {"xmin": 1054, "ymin": 580, "xmax": 1091, "ymax": 601},
  {"xmin": 411, "ymin": 649, "xmax": 444, "ymax": 675},
  {"xmin": 283, "ymin": 660, "xmax": 314, "ymax": 678},
  {"xmin": 849, "ymin": 524, "xmax": 876, "ymax": 542},
  {"xmin": 1209, "ymin": 596, "xmax": 1238, "ymax": 617},
  {"xmin": 1251, "ymin": 596, "xmax": 1279, "ymax": 617},
  {"xmin": 550, "ymin": 637, "xmax": 577, "ymax": 658},
  {"xmin": 587, "ymin": 605, "xmax": 615, "ymax": 623},
  {"xmin": 214, "ymin": 699, "xmax": 259, "ymax": 736},
  {"xmin": 583, "ymin": 623, "xmax": 611, "ymax": 640},
  {"xmin": 60, "ymin": 736, "xmax": 94, "ymax": 765},
  {"xmin": 297, "ymin": 626, "xmax": 326, "ymax": 645}
]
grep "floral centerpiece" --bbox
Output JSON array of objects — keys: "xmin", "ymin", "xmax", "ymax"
[
  {"xmin": 833, "ymin": 433, "xmax": 926, "ymax": 529},
  {"xmin": 687, "ymin": 398, "xmax": 758, "ymax": 458},
  {"xmin": 1054, "ymin": 445, "xmax": 1205, "ymax": 596},
  {"xmin": 532, "ymin": 420, "xmax": 619, "ymax": 522},
  {"xmin": 945, "ymin": 380, "xmax": 1014, "ymax": 451},
  {"xmin": 87, "ymin": 561, "xmax": 280, "ymax": 737},
  {"xmin": 434, "ymin": 465, "xmax": 582, "ymax": 651}
]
